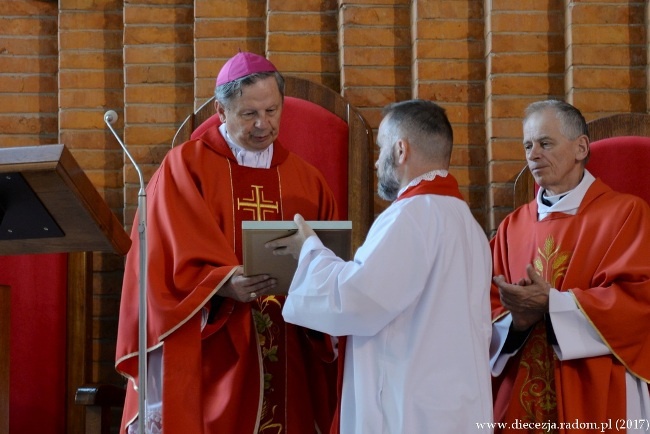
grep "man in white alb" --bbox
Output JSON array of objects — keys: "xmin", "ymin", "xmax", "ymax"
[{"xmin": 267, "ymin": 99, "xmax": 494, "ymax": 434}]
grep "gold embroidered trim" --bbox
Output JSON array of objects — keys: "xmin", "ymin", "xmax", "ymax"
[
  {"xmin": 159, "ymin": 266, "xmax": 238, "ymax": 342},
  {"xmin": 276, "ymin": 166, "xmax": 284, "ymax": 219},
  {"xmin": 570, "ymin": 291, "xmax": 650, "ymax": 383},
  {"xmin": 518, "ymin": 324, "xmax": 557, "ymax": 427},
  {"xmin": 228, "ymin": 159, "xmax": 236, "ymax": 246},
  {"xmin": 254, "ymin": 296, "xmax": 285, "ymax": 433}
]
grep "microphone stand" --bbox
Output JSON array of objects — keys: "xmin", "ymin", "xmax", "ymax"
[{"xmin": 104, "ymin": 110, "xmax": 148, "ymax": 434}]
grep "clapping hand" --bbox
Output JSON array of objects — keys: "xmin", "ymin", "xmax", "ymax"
[{"xmin": 493, "ymin": 264, "xmax": 551, "ymax": 331}]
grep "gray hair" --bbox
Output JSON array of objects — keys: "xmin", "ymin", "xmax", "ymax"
[
  {"xmin": 524, "ymin": 100, "xmax": 589, "ymax": 141},
  {"xmin": 382, "ymin": 99, "xmax": 454, "ymax": 166},
  {"xmin": 215, "ymin": 71, "xmax": 285, "ymax": 107}
]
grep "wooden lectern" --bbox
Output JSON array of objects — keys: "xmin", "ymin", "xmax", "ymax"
[{"xmin": 0, "ymin": 144, "xmax": 131, "ymax": 434}]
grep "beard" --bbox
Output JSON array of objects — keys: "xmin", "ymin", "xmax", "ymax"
[{"xmin": 377, "ymin": 150, "xmax": 400, "ymax": 201}]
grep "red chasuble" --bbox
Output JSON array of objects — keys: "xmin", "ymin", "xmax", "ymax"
[
  {"xmin": 116, "ymin": 126, "xmax": 338, "ymax": 434},
  {"xmin": 490, "ymin": 179, "xmax": 650, "ymax": 433}
]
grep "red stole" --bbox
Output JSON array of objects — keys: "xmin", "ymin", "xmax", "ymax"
[
  {"xmin": 230, "ymin": 163, "xmax": 283, "ymax": 260},
  {"xmin": 396, "ymin": 173, "xmax": 464, "ymax": 202},
  {"xmin": 229, "ymin": 163, "xmax": 291, "ymax": 432}
]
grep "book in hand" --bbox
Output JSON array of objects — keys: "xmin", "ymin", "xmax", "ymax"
[{"xmin": 242, "ymin": 220, "xmax": 352, "ymax": 295}]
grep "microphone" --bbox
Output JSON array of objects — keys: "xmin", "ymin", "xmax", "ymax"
[
  {"xmin": 103, "ymin": 110, "xmax": 144, "ymax": 189},
  {"xmin": 104, "ymin": 109, "xmax": 118, "ymax": 125},
  {"xmin": 103, "ymin": 109, "xmax": 148, "ymax": 434}
]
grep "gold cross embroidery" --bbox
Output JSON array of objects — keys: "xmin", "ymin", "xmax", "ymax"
[{"xmin": 237, "ymin": 185, "xmax": 279, "ymax": 221}]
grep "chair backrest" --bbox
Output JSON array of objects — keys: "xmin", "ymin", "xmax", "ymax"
[
  {"xmin": 513, "ymin": 113, "xmax": 650, "ymax": 208},
  {"xmin": 172, "ymin": 76, "xmax": 374, "ymax": 250}
]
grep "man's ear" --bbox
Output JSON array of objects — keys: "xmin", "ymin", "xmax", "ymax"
[
  {"xmin": 396, "ymin": 139, "xmax": 409, "ymax": 165},
  {"xmin": 215, "ymin": 100, "xmax": 226, "ymax": 123},
  {"xmin": 575, "ymin": 135, "xmax": 589, "ymax": 162}
]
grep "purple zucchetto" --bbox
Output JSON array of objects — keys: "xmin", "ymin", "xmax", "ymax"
[{"xmin": 216, "ymin": 51, "xmax": 278, "ymax": 86}]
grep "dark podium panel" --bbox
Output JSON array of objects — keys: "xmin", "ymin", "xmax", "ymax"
[{"xmin": 0, "ymin": 144, "xmax": 131, "ymax": 255}]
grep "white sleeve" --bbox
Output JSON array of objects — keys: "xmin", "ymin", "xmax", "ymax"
[
  {"xmin": 490, "ymin": 289, "xmax": 612, "ymax": 375},
  {"xmin": 548, "ymin": 289, "xmax": 611, "ymax": 360},
  {"xmin": 282, "ymin": 211, "xmax": 431, "ymax": 337},
  {"xmin": 490, "ymin": 315, "xmax": 520, "ymax": 375}
]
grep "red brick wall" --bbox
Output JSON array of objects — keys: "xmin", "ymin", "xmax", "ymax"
[
  {"xmin": 485, "ymin": 0, "xmax": 566, "ymax": 232},
  {"xmin": 567, "ymin": 0, "xmax": 647, "ymax": 117},
  {"xmin": 414, "ymin": 0, "xmax": 487, "ymax": 226},
  {"xmin": 58, "ymin": 0, "xmax": 126, "ymax": 385},
  {"xmin": 268, "ymin": 0, "xmax": 340, "ymax": 88},
  {"xmin": 340, "ymin": 1, "xmax": 412, "ymax": 215},
  {"xmin": 0, "ymin": 0, "xmax": 58, "ymax": 147},
  {"xmin": 2, "ymin": 1, "xmax": 649, "ymax": 430},
  {"xmin": 123, "ymin": 0, "xmax": 194, "ymax": 228}
]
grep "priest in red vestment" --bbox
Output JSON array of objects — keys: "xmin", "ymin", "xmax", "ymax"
[
  {"xmin": 490, "ymin": 100, "xmax": 650, "ymax": 433},
  {"xmin": 115, "ymin": 52, "xmax": 338, "ymax": 433}
]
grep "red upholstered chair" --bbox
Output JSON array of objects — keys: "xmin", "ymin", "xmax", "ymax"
[
  {"xmin": 582, "ymin": 135, "xmax": 650, "ymax": 203},
  {"xmin": 172, "ymin": 75, "xmax": 375, "ymax": 250},
  {"xmin": 513, "ymin": 113, "xmax": 650, "ymax": 207}
]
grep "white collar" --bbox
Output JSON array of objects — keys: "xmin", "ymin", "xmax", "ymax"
[
  {"xmin": 219, "ymin": 124, "xmax": 273, "ymax": 169},
  {"xmin": 536, "ymin": 169, "xmax": 596, "ymax": 220},
  {"xmin": 398, "ymin": 169, "xmax": 449, "ymax": 197}
]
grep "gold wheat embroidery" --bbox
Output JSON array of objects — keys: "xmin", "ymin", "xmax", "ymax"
[
  {"xmin": 534, "ymin": 235, "xmax": 571, "ymax": 288},
  {"xmin": 516, "ymin": 234, "xmax": 571, "ymax": 432}
]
